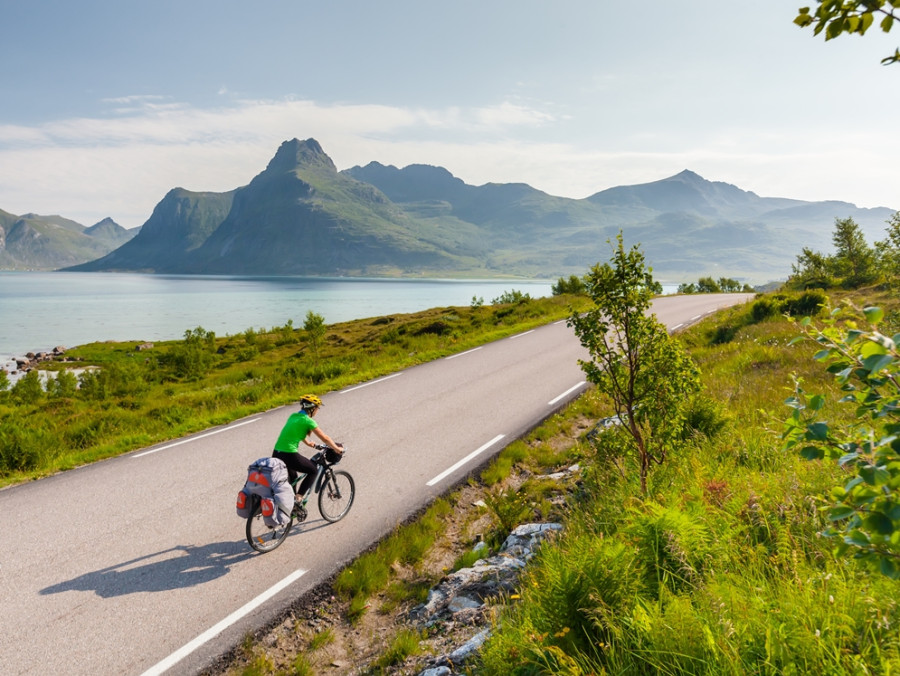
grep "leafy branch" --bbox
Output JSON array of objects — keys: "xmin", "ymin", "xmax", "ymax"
[{"xmin": 783, "ymin": 302, "xmax": 900, "ymax": 576}]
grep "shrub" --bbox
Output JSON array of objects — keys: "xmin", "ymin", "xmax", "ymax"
[
  {"xmin": 12, "ymin": 370, "xmax": 44, "ymax": 405},
  {"xmin": 47, "ymin": 370, "xmax": 78, "ymax": 399},
  {"xmin": 681, "ymin": 394, "xmax": 731, "ymax": 441},
  {"xmin": 492, "ymin": 289, "xmax": 531, "ymax": 305},
  {"xmin": 625, "ymin": 502, "xmax": 711, "ymax": 594},
  {"xmin": 784, "ymin": 289, "xmax": 827, "ymax": 317}
]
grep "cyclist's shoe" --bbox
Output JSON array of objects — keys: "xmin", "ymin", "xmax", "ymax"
[{"xmin": 292, "ymin": 504, "xmax": 308, "ymax": 522}]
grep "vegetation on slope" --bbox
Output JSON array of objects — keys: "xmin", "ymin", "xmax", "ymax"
[{"xmin": 0, "ymin": 292, "xmax": 586, "ymax": 487}]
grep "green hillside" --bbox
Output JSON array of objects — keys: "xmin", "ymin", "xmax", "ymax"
[{"xmin": 0, "ymin": 212, "xmax": 136, "ymax": 270}]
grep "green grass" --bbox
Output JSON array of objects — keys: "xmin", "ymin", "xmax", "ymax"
[
  {"xmin": 476, "ymin": 288, "xmax": 900, "ymax": 675},
  {"xmin": 0, "ymin": 294, "xmax": 588, "ymax": 486},
  {"xmin": 370, "ymin": 628, "xmax": 425, "ymax": 673}
]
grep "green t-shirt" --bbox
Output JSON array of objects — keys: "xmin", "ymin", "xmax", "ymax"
[{"xmin": 274, "ymin": 411, "xmax": 318, "ymax": 453}]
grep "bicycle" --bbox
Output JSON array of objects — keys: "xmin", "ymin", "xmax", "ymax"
[{"xmin": 246, "ymin": 444, "xmax": 355, "ymax": 553}]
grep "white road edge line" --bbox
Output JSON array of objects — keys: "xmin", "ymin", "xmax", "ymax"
[
  {"xmin": 445, "ymin": 347, "xmax": 483, "ymax": 360},
  {"xmin": 548, "ymin": 381, "xmax": 586, "ymax": 406},
  {"xmin": 140, "ymin": 569, "xmax": 307, "ymax": 676},
  {"xmin": 509, "ymin": 329, "xmax": 536, "ymax": 339},
  {"xmin": 427, "ymin": 434, "xmax": 506, "ymax": 487},
  {"xmin": 671, "ymin": 323, "xmax": 684, "ymax": 331},
  {"xmin": 691, "ymin": 315, "xmax": 702, "ymax": 321},
  {"xmin": 133, "ymin": 418, "xmax": 260, "ymax": 458},
  {"xmin": 341, "ymin": 373, "xmax": 402, "ymax": 393}
]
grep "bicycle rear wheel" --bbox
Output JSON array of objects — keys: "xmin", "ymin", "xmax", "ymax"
[
  {"xmin": 318, "ymin": 470, "xmax": 355, "ymax": 522},
  {"xmin": 246, "ymin": 502, "xmax": 293, "ymax": 553}
]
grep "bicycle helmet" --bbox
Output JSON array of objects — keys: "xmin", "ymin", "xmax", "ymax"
[{"xmin": 299, "ymin": 394, "xmax": 323, "ymax": 412}]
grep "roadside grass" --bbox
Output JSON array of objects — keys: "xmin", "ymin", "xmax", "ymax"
[
  {"xmin": 0, "ymin": 294, "xmax": 587, "ymax": 486},
  {"xmin": 368, "ymin": 628, "xmax": 425, "ymax": 673},
  {"xmin": 477, "ymin": 288, "xmax": 900, "ymax": 675}
]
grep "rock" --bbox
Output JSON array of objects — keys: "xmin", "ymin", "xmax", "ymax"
[
  {"xmin": 410, "ymin": 523, "xmax": 561, "ymax": 626},
  {"xmin": 418, "ymin": 667, "xmax": 451, "ymax": 676},
  {"xmin": 501, "ymin": 523, "xmax": 563, "ymax": 561},
  {"xmin": 448, "ymin": 595, "xmax": 482, "ymax": 613},
  {"xmin": 448, "ymin": 628, "xmax": 490, "ymax": 664},
  {"xmin": 136, "ymin": 342, "xmax": 154, "ymax": 351}
]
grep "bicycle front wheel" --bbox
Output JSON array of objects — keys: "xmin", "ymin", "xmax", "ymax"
[
  {"xmin": 318, "ymin": 470, "xmax": 355, "ymax": 522},
  {"xmin": 246, "ymin": 502, "xmax": 293, "ymax": 553}
]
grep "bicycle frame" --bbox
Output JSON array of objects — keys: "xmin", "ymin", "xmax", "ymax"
[{"xmin": 292, "ymin": 451, "xmax": 338, "ymax": 500}]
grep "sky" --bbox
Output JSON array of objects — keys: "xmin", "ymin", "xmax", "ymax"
[{"xmin": 1, "ymin": 0, "xmax": 898, "ymax": 230}]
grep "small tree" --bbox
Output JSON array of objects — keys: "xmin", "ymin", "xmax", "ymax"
[
  {"xmin": 304, "ymin": 311, "xmax": 327, "ymax": 363},
  {"xmin": 696, "ymin": 277, "xmax": 722, "ymax": 293},
  {"xmin": 47, "ymin": 370, "xmax": 78, "ymax": 399},
  {"xmin": 166, "ymin": 327, "xmax": 217, "ymax": 381},
  {"xmin": 832, "ymin": 217, "xmax": 877, "ymax": 287},
  {"xmin": 569, "ymin": 233, "xmax": 700, "ymax": 495},
  {"xmin": 551, "ymin": 275, "xmax": 586, "ymax": 296},
  {"xmin": 875, "ymin": 211, "xmax": 900, "ymax": 283},
  {"xmin": 12, "ymin": 370, "xmax": 45, "ymax": 405},
  {"xmin": 783, "ymin": 303, "xmax": 900, "ymax": 577},
  {"xmin": 791, "ymin": 246, "xmax": 835, "ymax": 289}
]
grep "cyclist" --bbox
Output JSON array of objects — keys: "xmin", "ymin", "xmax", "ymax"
[{"xmin": 273, "ymin": 394, "xmax": 343, "ymax": 508}]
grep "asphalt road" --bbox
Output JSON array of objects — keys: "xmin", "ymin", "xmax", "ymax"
[{"xmin": 0, "ymin": 293, "xmax": 753, "ymax": 675}]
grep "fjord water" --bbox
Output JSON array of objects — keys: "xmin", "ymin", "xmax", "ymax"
[{"xmin": 1, "ymin": 272, "xmax": 558, "ymax": 360}]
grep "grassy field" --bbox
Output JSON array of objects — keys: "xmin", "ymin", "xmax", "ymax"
[
  {"xmin": 475, "ymin": 287, "xmax": 900, "ymax": 675},
  {"xmin": 0, "ymin": 293, "xmax": 588, "ymax": 487}
]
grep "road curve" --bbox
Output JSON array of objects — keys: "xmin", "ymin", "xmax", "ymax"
[{"xmin": 0, "ymin": 293, "xmax": 752, "ymax": 675}]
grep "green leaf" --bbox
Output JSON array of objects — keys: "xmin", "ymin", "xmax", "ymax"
[
  {"xmin": 859, "ymin": 12, "xmax": 874, "ymax": 34},
  {"xmin": 829, "ymin": 505, "xmax": 857, "ymax": 521},
  {"xmin": 800, "ymin": 445, "xmax": 824, "ymax": 460},
  {"xmin": 882, "ymin": 15, "xmax": 894, "ymax": 33},
  {"xmin": 863, "ymin": 354, "xmax": 894, "ymax": 374},
  {"xmin": 845, "ymin": 529, "xmax": 871, "ymax": 547},
  {"xmin": 825, "ymin": 18, "xmax": 845, "ymax": 39},
  {"xmin": 880, "ymin": 558, "xmax": 899, "ymax": 579},
  {"xmin": 863, "ymin": 307, "xmax": 884, "ymax": 324},
  {"xmin": 806, "ymin": 422, "xmax": 830, "ymax": 440},
  {"xmin": 809, "ymin": 394, "xmax": 826, "ymax": 411},
  {"xmin": 865, "ymin": 512, "xmax": 895, "ymax": 535}
]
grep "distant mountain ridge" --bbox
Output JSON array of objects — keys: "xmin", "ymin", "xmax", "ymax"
[
  {"xmin": 10, "ymin": 138, "xmax": 895, "ymax": 281},
  {"xmin": 0, "ymin": 209, "xmax": 137, "ymax": 270}
]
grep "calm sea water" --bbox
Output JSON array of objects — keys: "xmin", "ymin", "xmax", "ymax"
[{"xmin": 1, "ymin": 272, "xmax": 562, "ymax": 360}]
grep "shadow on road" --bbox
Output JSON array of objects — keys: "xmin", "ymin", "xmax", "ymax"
[{"xmin": 39, "ymin": 539, "xmax": 253, "ymax": 598}]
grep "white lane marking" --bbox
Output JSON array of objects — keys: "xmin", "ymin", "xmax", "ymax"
[
  {"xmin": 445, "ymin": 347, "xmax": 483, "ymax": 360},
  {"xmin": 141, "ymin": 569, "xmax": 307, "ymax": 676},
  {"xmin": 548, "ymin": 382, "xmax": 586, "ymax": 406},
  {"xmin": 341, "ymin": 373, "xmax": 402, "ymax": 393},
  {"xmin": 133, "ymin": 418, "xmax": 260, "ymax": 458},
  {"xmin": 509, "ymin": 330, "xmax": 536, "ymax": 339},
  {"xmin": 553, "ymin": 320, "xmax": 567, "ymax": 325},
  {"xmin": 671, "ymin": 323, "xmax": 684, "ymax": 331},
  {"xmin": 691, "ymin": 315, "xmax": 702, "ymax": 321},
  {"xmin": 427, "ymin": 434, "xmax": 506, "ymax": 487}
]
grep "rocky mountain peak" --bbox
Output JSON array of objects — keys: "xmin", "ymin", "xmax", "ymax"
[{"xmin": 265, "ymin": 138, "xmax": 336, "ymax": 174}]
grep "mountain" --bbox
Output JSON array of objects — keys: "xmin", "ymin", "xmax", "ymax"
[
  {"xmin": 52, "ymin": 139, "xmax": 898, "ymax": 281},
  {"xmin": 73, "ymin": 139, "xmax": 484, "ymax": 275},
  {"xmin": 345, "ymin": 163, "xmax": 895, "ymax": 280},
  {"xmin": 0, "ymin": 211, "xmax": 138, "ymax": 270},
  {"xmin": 73, "ymin": 188, "xmax": 237, "ymax": 272}
]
